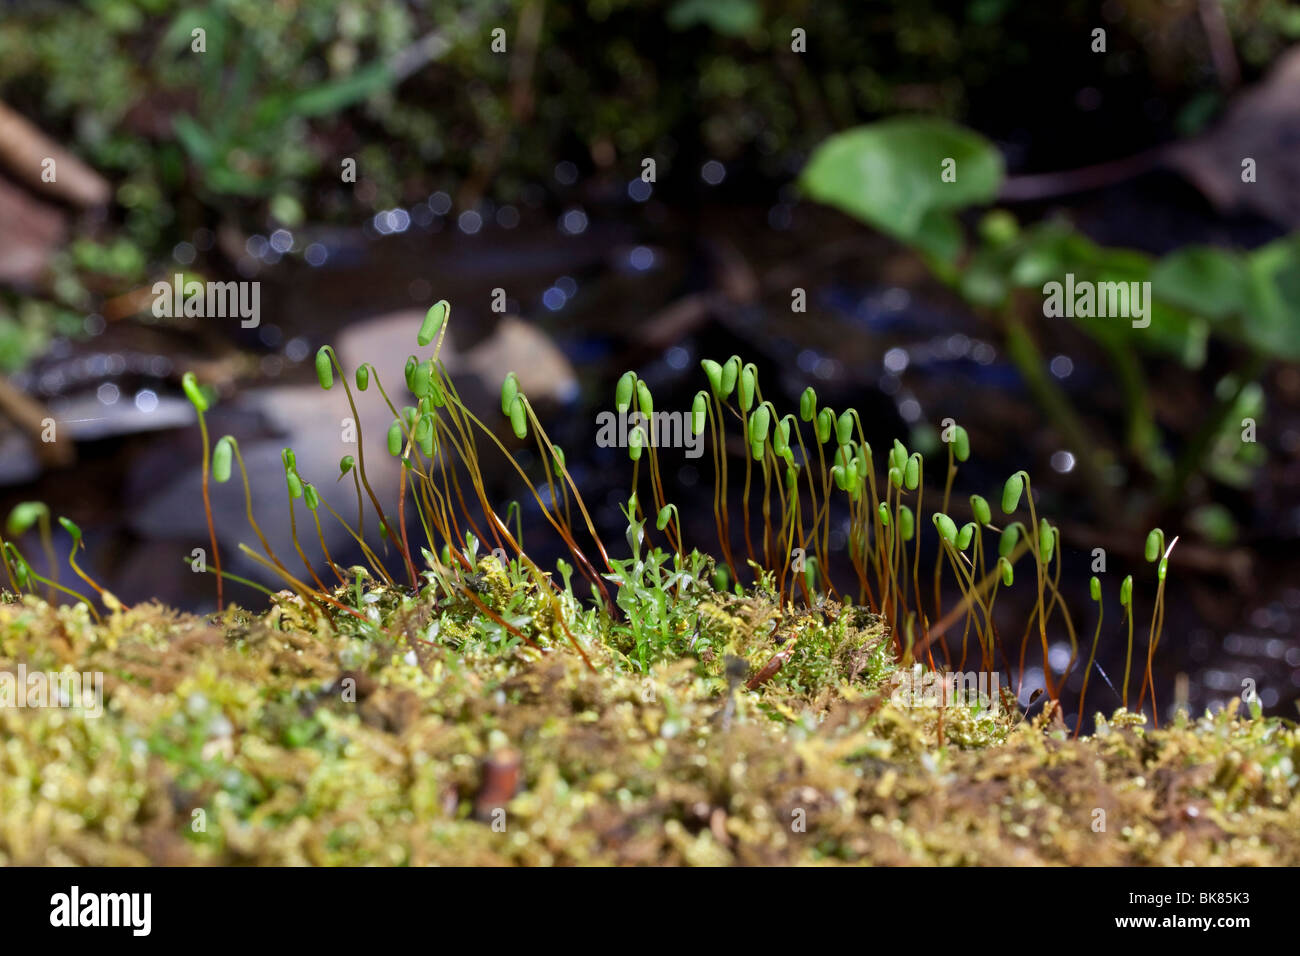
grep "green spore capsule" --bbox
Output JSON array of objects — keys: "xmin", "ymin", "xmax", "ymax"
[
  {"xmin": 701, "ymin": 360, "xmax": 723, "ymax": 398},
  {"xmin": 181, "ymin": 372, "xmax": 208, "ymax": 412},
  {"xmin": 970, "ymin": 494, "xmax": 991, "ymax": 526},
  {"xmin": 58, "ymin": 516, "xmax": 82, "ymax": 541},
  {"xmin": 712, "ymin": 565, "xmax": 730, "ymax": 592},
  {"xmin": 628, "ymin": 426, "xmax": 643, "ymax": 461},
  {"xmin": 213, "ymin": 437, "xmax": 233, "ymax": 483},
  {"xmin": 800, "ymin": 387, "xmax": 817, "ymax": 422},
  {"xmin": 1001, "ymin": 473, "xmax": 1024, "ymax": 514},
  {"xmin": 691, "ymin": 392, "xmax": 708, "ymax": 434},
  {"xmin": 738, "ymin": 364, "xmax": 756, "ymax": 412},
  {"xmin": 415, "ymin": 415, "xmax": 434, "ymax": 457},
  {"xmin": 1144, "ymin": 528, "xmax": 1164, "ymax": 563},
  {"xmin": 552, "ymin": 446, "xmax": 566, "ymax": 477},
  {"xmin": 285, "ymin": 469, "xmax": 303, "ymax": 500},
  {"xmin": 953, "ymin": 425, "xmax": 970, "ymax": 462},
  {"xmin": 998, "ymin": 524, "xmax": 1020, "ymax": 558},
  {"xmin": 636, "ymin": 380, "xmax": 654, "ymax": 417},
  {"xmin": 750, "ymin": 438, "xmax": 765, "ymax": 462},
  {"xmin": 720, "ymin": 357, "xmax": 740, "ymax": 399},
  {"xmin": 501, "ymin": 372, "xmax": 520, "ymax": 415},
  {"xmin": 8, "ymin": 547, "xmax": 28, "ymax": 588},
  {"xmin": 387, "ymin": 419, "xmax": 404, "ymax": 456},
  {"xmin": 749, "ymin": 404, "xmax": 771, "ymax": 444},
  {"xmin": 836, "ymin": 410, "xmax": 854, "ymax": 446},
  {"xmin": 1120, "ymin": 574, "xmax": 1133, "ymax": 606},
  {"xmin": 355, "ymin": 363, "xmax": 370, "ymax": 391},
  {"xmin": 282, "ymin": 448, "xmax": 297, "ymax": 471},
  {"xmin": 411, "ymin": 361, "xmax": 432, "ymax": 399},
  {"xmin": 1039, "ymin": 518, "xmax": 1055, "ymax": 563},
  {"xmin": 339, "ymin": 455, "xmax": 354, "ymax": 476},
  {"xmin": 418, "ymin": 300, "xmax": 448, "ymax": 347},
  {"xmin": 404, "ymin": 356, "xmax": 419, "ymax": 392},
  {"xmin": 891, "ymin": 439, "xmax": 908, "ymax": 472},
  {"xmin": 315, "ymin": 347, "xmax": 334, "ymax": 390},
  {"xmin": 1090, "ymin": 575, "xmax": 1102, "ymax": 601},
  {"xmin": 888, "ymin": 466, "xmax": 903, "ymax": 489},
  {"xmin": 304, "ymin": 483, "xmax": 320, "ymax": 511},
  {"xmin": 509, "ymin": 396, "xmax": 528, "ymax": 440},
  {"xmin": 1158, "ymin": 557, "xmax": 1168, "ymax": 581},
  {"xmin": 933, "ymin": 512, "xmax": 957, "ymax": 546},
  {"xmin": 957, "ymin": 522, "xmax": 976, "ymax": 551},
  {"xmin": 904, "ymin": 453, "xmax": 920, "ymax": 490},
  {"xmin": 615, "ymin": 371, "xmax": 636, "ymax": 413},
  {"xmin": 656, "ymin": 504, "xmax": 677, "ymax": 532},
  {"xmin": 773, "ymin": 415, "xmax": 790, "ymax": 457},
  {"xmin": 999, "ymin": 557, "xmax": 1014, "ymax": 587},
  {"xmin": 816, "ymin": 408, "xmax": 834, "ymax": 444},
  {"xmin": 877, "ymin": 502, "xmax": 891, "ymax": 526},
  {"xmin": 6, "ymin": 501, "xmax": 47, "ymax": 536},
  {"xmin": 898, "ymin": 505, "xmax": 915, "ymax": 542}
]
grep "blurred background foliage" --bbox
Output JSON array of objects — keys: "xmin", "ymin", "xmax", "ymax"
[
  {"xmin": 2, "ymin": 0, "xmax": 1298, "ymax": 252},
  {"xmin": 1, "ymin": 0, "xmax": 1298, "ymax": 510},
  {"xmin": 0, "ymin": 2, "xmax": 1295, "ymax": 537}
]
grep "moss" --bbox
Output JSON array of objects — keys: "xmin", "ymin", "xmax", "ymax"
[{"xmin": 1, "ymin": 586, "xmax": 1295, "ymax": 866}]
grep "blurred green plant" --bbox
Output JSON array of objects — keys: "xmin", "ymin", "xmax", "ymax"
[{"xmin": 801, "ymin": 116, "xmax": 1291, "ymax": 515}]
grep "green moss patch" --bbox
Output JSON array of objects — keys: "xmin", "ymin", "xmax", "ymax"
[{"xmin": 1, "ymin": 578, "xmax": 1295, "ymax": 866}]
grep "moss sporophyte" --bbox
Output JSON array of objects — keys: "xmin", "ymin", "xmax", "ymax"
[
  {"xmin": 3, "ymin": 301, "xmax": 1296, "ymax": 865},
  {"xmin": 0, "ymin": 300, "xmax": 1185, "ymax": 733}
]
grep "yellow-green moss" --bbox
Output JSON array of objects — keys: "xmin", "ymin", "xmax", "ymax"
[{"xmin": 0, "ymin": 586, "xmax": 1296, "ymax": 865}]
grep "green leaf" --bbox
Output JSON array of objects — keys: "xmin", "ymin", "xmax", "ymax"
[
  {"xmin": 1150, "ymin": 246, "xmax": 1247, "ymax": 321},
  {"xmin": 171, "ymin": 114, "xmax": 219, "ymax": 170},
  {"xmin": 667, "ymin": 0, "xmax": 760, "ymax": 36},
  {"xmin": 266, "ymin": 62, "xmax": 397, "ymax": 121},
  {"xmin": 800, "ymin": 118, "xmax": 1004, "ymax": 258},
  {"xmin": 1016, "ymin": 224, "xmax": 1209, "ymax": 367},
  {"xmin": 1239, "ymin": 236, "xmax": 1300, "ymax": 359}
]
